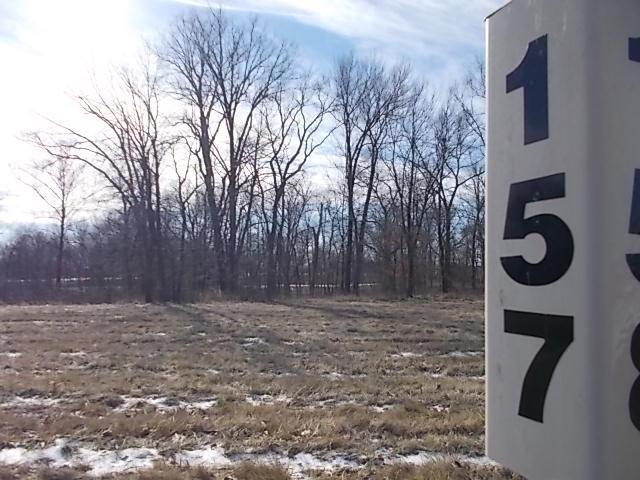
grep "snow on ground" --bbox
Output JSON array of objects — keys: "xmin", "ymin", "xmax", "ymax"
[
  {"xmin": 390, "ymin": 352, "xmax": 423, "ymax": 358},
  {"xmin": 0, "ymin": 395, "xmax": 218, "ymax": 412},
  {"xmin": 117, "ymin": 396, "xmax": 218, "ymax": 412},
  {"xmin": 0, "ymin": 439, "xmax": 497, "ymax": 477},
  {"xmin": 241, "ymin": 337, "xmax": 266, "ymax": 348},
  {"xmin": 440, "ymin": 351, "xmax": 483, "ymax": 358},
  {"xmin": 173, "ymin": 447, "xmax": 231, "ymax": 468},
  {"xmin": 0, "ymin": 439, "xmax": 157, "ymax": 477},
  {"xmin": 245, "ymin": 394, "xmax": 292, "ymax": 406},
  {"xmin": 0, "ymin": 396, "xmax": 61, "ymax": 408}
]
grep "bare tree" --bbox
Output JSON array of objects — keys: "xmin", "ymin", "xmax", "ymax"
[
  {"xmin": 32, "ymin": 62, "xmax": 171, "ymax": 301},
  {"xmin": 383, "ymin": 83, "xmax": 436, "ymax": 297},
  {"xmin": 433, "ymin": 91, "xmax": 480, "ymax": 293},
  {"xmin": 162, "ymin": 9, "xmax": 294, "ymax": 293},
  {"xmin": 21, "ymin": 149, "xmax": 84, "ymax": 286},
  {"xmin": 332, "ymin": 55, "xmax": 410, "ymax": 294},
  {"xmin": 259, "ymin": 75, "xmax": 331, "ymax": 296},
  {"xmin": 457, "ymin": 61, "xmax": 486, "ymax": 290}
]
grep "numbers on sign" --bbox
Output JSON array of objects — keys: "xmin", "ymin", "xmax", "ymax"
[
  {"xmin": 507, "ymin": 34, "xmax": 549, "ymax": 145},
  {"xmin": 501, "ymin": 173, "xmax": 574, "ymax": 285},
  {"xmin": 504, "ymin": 310, "xmax": 574, "ymax": 423},
  {"xmin": 499, "ymin": 37, "xmax": 640, "ymax": 430},
  {"xmin": 630, "ymin": 37, "xmax": 640, "ymax": 62}
]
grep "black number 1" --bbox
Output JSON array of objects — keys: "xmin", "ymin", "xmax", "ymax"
[
  {"xmin": 505, "ymin": 310, "xmax": 574, "ymax": 423},
  {"xmin": 507, "ymin": 34, "xmax": 549, "ymax": 145}
]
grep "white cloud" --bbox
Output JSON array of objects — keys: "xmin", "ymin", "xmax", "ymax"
[{"xmin": 176, "ymin": 0, "xmax": 503, "ymax": 80}]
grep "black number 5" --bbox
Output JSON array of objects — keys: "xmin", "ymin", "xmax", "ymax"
[
  {"xmin": 505, "ymin": 310, "xmax": 574, "ymax": 423},
  {"xmin": 501, "ymin": 173, "xmax": 574, "ymax": 286},
  {"xmin": 507, "ymin": 35, "xmax": 549, "ymax": 145}
]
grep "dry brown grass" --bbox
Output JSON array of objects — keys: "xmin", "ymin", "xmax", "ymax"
[
  {"xmin": 364, "ymin": 462, "xmax": 520, "ymax": 480},
  {"xmin": 0, "ymin": 297, "xmax": 512, "ymax": 479}
]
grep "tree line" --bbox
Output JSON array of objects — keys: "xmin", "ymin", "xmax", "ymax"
[{"xmin": 0, "ymin": 9, "xmax": 485, "ymax": 303}]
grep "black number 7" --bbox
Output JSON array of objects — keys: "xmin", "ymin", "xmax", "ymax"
[{"xmin": 505, "ymin": 310, "xmax": 574, "ymax": 423}]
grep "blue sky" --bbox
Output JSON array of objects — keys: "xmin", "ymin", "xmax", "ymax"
[{"xmin": 0, "ymin": 0, "xmax": 503, "ymax": 233}]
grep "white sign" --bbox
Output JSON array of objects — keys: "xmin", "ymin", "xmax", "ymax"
[{"xmin": 486, "ymin": 0, "xmax": 640, "ymax": 478}]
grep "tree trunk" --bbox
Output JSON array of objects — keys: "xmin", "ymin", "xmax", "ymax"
[
  {"xmin": 406, "ymin": 238, "xmax": 416, "ymax": 298},
  {"xmin": 55, "ymin": 212, "xmax": 66, "ymax": 287}
]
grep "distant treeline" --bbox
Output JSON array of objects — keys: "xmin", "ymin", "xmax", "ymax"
[{"xmin": 0, "ymin": 8, "xmax": 485, "ymax": 303}]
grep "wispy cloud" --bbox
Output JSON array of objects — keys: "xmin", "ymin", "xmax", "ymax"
[{"xmin": 174, "ymin": 0, "xmax": 503, "ymax": 81}]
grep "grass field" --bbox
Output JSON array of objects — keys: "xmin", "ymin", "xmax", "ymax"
[{"xmin": 0, "ymin": 298, "xmax": 522, "ymax": 479}]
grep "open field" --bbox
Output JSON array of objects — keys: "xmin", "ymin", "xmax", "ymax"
[{"xmin": 0, "ymin": 298, "xmax": 521, "ymax": 479}]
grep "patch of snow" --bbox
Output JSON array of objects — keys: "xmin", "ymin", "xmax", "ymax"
[
  {"xmin": 242, "ymin": 337, "xmax": 265, "ymax": 347},
  {"xmin": 228, "ymin": 451, "xmax": 360, "ymax": 478},
  {"xmin": 174, "ymin": 447, "xmax": 231, "ymax": 467},
  {"xmin": 397, "ymin": 451, "xmax": 443, "ymax": 465},
  {"xmin": 441, "ymin": 351, "xmax": 483, "ymax": 358},
  {"xmin": 370, "ymin": 404, "xmax": 394, "ymax": 413},
  {"xmin": 0, "ymin": 396, "xmax": 61, "ymax": 408},
  {"xmin": 0, "ymin": 352, "xmax": 21, "ymax": 358},
  {"xmin": 60, "ymin": 351, "xmax": 87, "ymax": 357},
  {"xmin": 117, "ymin": 396, "xmax": 217, "ymax": 412},
  {"xmin": 259, "ymin": 372, "xmax": 295, "ymax": 378},
  {"xmin": 431, "ymin": 405, "xmax": 449, "ymax": 413},
  {"xmin": 0, "ymin": 439, "xmax": 157, "ymax": 476},
  {"xmin": 188, "ymin": 400, "xmax": 218, "ymax": 410},
  {"xmin": 0, "ymin": 441, "xmax": 496, "ymax": 477},
  {"xmin": 289, "ymin": 452, "xmax": 359, "ymax": 472},
  {"xmin": 245, "ymin": 394, "xmax": 292, "ymax": 406},
  {"xmin": 0, "ymin": 447, "xmax": 30, "ymax": 464},
  {"xmin": 390, "ymin": 352, "xmax": 423, "ymax": 358},
  {"xmin": 77, "ymin": 447, "xmax": 158, "ymax": 476},
  {"xmin": 308, "ymin": 399, "xmax": 357, "ymax": 410}
]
